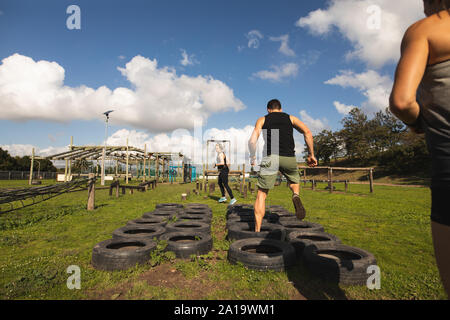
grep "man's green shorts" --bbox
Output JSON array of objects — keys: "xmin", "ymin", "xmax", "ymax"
[{"xmin": 257, "ymin": 155, "xmax": 300, "ymax": 190}]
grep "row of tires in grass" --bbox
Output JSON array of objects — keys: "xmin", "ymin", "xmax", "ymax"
[
  {"xmin": 92, "ymin": 203, "xmax": 213, "ymax": 271},
  {"xmin": 225, "ymin": 204, "xmax": 377, "ymax": 286}
]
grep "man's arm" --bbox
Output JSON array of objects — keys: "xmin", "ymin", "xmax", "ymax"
[
  {"xmin": 389, "ymin": 23, "xmax": 428, "ymax": 131},
  {"xmin": 248, "ymin": 117, "xmax": 265, "ymax": 166},
  {"xmin": 290, "ymin": 115, "xmax": 318, "ymax": 167}
]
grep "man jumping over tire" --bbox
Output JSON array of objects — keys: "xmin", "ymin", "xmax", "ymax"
[{"xmin": 248, "ymin": 99, "xmax": 318, "ymax": 232}]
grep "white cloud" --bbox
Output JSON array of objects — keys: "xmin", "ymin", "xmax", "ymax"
[
  {"xmin": 296, "ymin": 0, "xmax": 424, "ymax": 68},
  {"xmin": 252, "ymin": 63, "xmax": 299, "ymax": 82},
  {"xmin": 118, "ymin": 55, "xmax": 126, "ymax": 60},
  {"xmin": 325, "ymin": 70, "xmax": 392, "ymax": 113},
  {"xmin": 299, "ymin": 110, "xmax": 329, "ymax": 135},
  {"xmin": 0, "ymin": 54, "xmax": 245, "ymax": 133},
  {"xmin": 180, "ymin": 49, "xmax": 198, "ymax": 66},
  {"xmin": 333, "ymin": 101, "xmax": 358, "ymax": 115},
  {"xmin": 269, "ymin": 34, "xmax": 295, "ymax": 57},
  {"xmin": 0, "ymin": 144, "xmax": 68, "ymax": 157},
  {"xmin": 105, "ymin": 126, "xmax": 260, "ymax": 169},
  {"xmin": 246, "ymin": 30, "xmax": 264, "ymax": 49}
]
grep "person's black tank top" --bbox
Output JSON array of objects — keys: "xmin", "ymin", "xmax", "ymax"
[{"xmin": 262, "ymin": 112, "xmax": 295, "ymax": 157}]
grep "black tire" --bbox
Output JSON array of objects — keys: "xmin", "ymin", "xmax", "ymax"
[
  {"xmin": 165, "ymin": 221, "xmax": 210, "ymax": 234},
  {"xmin": 156, "ymin": 203, "xmax": 184, "ymax": 209},
  {"xmin": 278, "ymin": 219, "xmax": 324, "ymax": 235},
  {"xmin": 177, "ymin": 214, "xmax": 212, "ymax": 224},
  {"xmin": 227, "ymin": 222, "xmax": 286, "ymax": 241},
  {"xmin": 92, "ymin": 238, "xmax": 156, "ymax": 271},
  {"xmin": 227, "ymin": 214, "xmax": 279, "ymax": 227},
  {"xmin": 183, "ymin": 209, "xmax": 212, "ymax": 217},
  {"xmin": 113, "ymin": 225, "xmax": 166, "ymax": 241},
  {"xmin": 154, "ymin": 207, "xmax": 185, "ymax": 215},
  {"xmin": 268, "ymin": 205, "xmax": 286, "ymax": 211},
  {"xmin": 303, "ymin": 242, "xmax": 377, "ymax": 286},
  {"xmin": 226, "ymin": 204, "xmax": 254, "ymax": 216},
  {"xmin": 227, "ymin": 238, "xmax": 296, "ymax": 271},
  {"xmin": 160, "ymin": 232, "xmax": 213, "ymax": 259},
  {"xmin": 227, "ymin": 212, "xmax": 254, "ymax": 221},
  {"xmin": 287, "ymin": 231, "xmax": 341, "ymax": 258},
  {"xmin": 227, "ymin": 209, "xmax": 279, "ymax": 223},
  {"xmin": 185, "ymin": 203, "xmax": 210, "ymax": 210},
  {"xmin": 143, "ymin": 210, "xmax": 178, "ymax": 220},
  {"xmin": 275, "ymin": 212, "xmax": 297, "ymax": 219},
  {"xmin": 127, "ymin": 217, "xmax": 167, "ymax": 228}
]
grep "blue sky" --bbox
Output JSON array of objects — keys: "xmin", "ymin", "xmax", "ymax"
[{"xmin": 0, "ymin": 0, "xmax": 423, "ymax": 157}]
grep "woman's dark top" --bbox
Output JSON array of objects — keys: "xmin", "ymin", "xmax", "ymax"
[
  {"xmin": 262, "ymin": 112, "xmax": 295, "ymax": 157},
  {"xmin": 418, "ymin": 59, "xmax": 450, "ymax": 187}
]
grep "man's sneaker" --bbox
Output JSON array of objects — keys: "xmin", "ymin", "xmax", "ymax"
[
  {"xmin": 292, "ymin": 193, "xmax": 306, "ymax": 220},
  {"xmin": 230, "ymin": 198, "xmax": 237, "ymax": 205},
  {"xmin": 218, "ymin": 197, "xmax": 227, "ymax": 203}
]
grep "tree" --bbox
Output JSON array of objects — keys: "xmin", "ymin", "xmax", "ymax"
[
  {"xmin": 312, "ymin": 130, "xmax": 341, "ymax": 164},
  {"xmin": 0, "ymin": 148, "xmax": 16, "ymax": 170},
  {"xmin": 368, "ymin": 108, "xmax": 406, "ymax": 154},
  {"xmin": 338, "ymin": 108, "xmax": 371, "ymax": 163},
  {"xmin": 73, "ymin": 159, "xmax": 92, "ymax": 175}
]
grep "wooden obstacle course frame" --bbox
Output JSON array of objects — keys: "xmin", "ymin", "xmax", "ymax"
[
  {"xmin": 298, "ymin": 166, "xmax": 374, "ymax": 193},
  {"xmin": 32, "ymin": 136, "xmax": 183, "ymax": 186}
]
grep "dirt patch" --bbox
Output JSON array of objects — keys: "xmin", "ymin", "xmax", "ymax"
[{"xmin": 87, "ymin": 261, "xmax": 230, "ymax": 300}]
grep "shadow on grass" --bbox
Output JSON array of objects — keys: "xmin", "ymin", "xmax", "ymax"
[
  {"xmin": 208, "ymin": 195, "xmax": 221, "ymax": 201},
  {"xmin": 285, "ymin": 261, "xmax": 348, "ymax": 300}
]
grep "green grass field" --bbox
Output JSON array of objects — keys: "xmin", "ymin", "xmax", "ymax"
[{"xmin": 0, "ymin": 178, "xmax": 446, "ymax": 300}]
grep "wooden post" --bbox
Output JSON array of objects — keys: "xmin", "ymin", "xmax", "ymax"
[
  {"xmin": 202, "ymin": 164, "xmax": 206, "ymax": 189},
  {"xmin": 68, "ymin": 136, "xmax": 73, "ymax": 182},
  {"xmin": 369, "ymin": 168, "xmax": 374, "ymax": 193},
  {"xmin": 312, "ymin": 179, "xmax": 315, "ymax": 191},
  {"xmin": 126, "ymin": 138, "xmax": 129, "ymax": 185},
  {"xmin": 329, "ymin": 167, "xmax": 333, "ymax": 193},
  {"xmin": 345, "ymin": 180, "xmax": 349, "ymax": 193},
  {"xmin": 327, "ymin": 167, "xmax": 331, "ymax": 192},
  {"xmin": 87, "ymin": 174, "xmax": 95, "ymax": 211},
  {"xmin": 29, "ymin": 148, "xmax": 35, "ymax": 185},
  {"xmin": 143, "ymin": 144, "xmax": 147, "ymax": 183},
  {"xmin": 156, "ymin": 155, "xmax": 160, "ymax": 183},
  {"xmin": 243, "ymin": 184, "xmax": 248, "ymax": 198},
  {"xmin": 303, "ymin": 169, "xmax": 307, "ymax": 186},
  {"xmin": 116, "ymin": 182, "xmax": 119, "ymax": 198},
  {"xmin": 242, "ymin": 164, "xmax": 246, "ymax": 186},
  {"xmin": 64, "ymin": 158, "xmax": 68, "ymax": 182}
]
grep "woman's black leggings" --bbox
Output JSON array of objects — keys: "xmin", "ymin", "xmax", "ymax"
[{"xmin": 218, "ymin": 168, "xmax": 234, "ymax": 199}]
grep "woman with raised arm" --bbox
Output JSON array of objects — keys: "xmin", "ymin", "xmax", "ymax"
[{"xmin": 390, "ymin": 0, "xmax": 450, "ymax": 297}]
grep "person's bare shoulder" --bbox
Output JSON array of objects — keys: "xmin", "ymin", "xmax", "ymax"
[
  {"xmin": 404, "ymin": 14, "xmax": 440, "ymax": 39},
  {"xmin": 255, "ymin": 116, "xmax": 265, "ymax": 128}
]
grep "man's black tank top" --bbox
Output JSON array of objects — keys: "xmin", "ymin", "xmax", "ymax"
[{"xmin": 262, "ymin": 112, "xmax": 295, "ymax": 157}]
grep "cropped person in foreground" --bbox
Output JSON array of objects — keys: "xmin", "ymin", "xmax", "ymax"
[
  {"xmin": 389, "ymin": 0, "xmax": 450, "ymax": 297},
  {"xmin": 248, "ymin": 99, "xmax": 317, "ymax": 232}
]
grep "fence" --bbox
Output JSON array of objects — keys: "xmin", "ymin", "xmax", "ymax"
[{"xmin": 0, "ymin": 171, "xmax": 57, "ymax": 181}]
